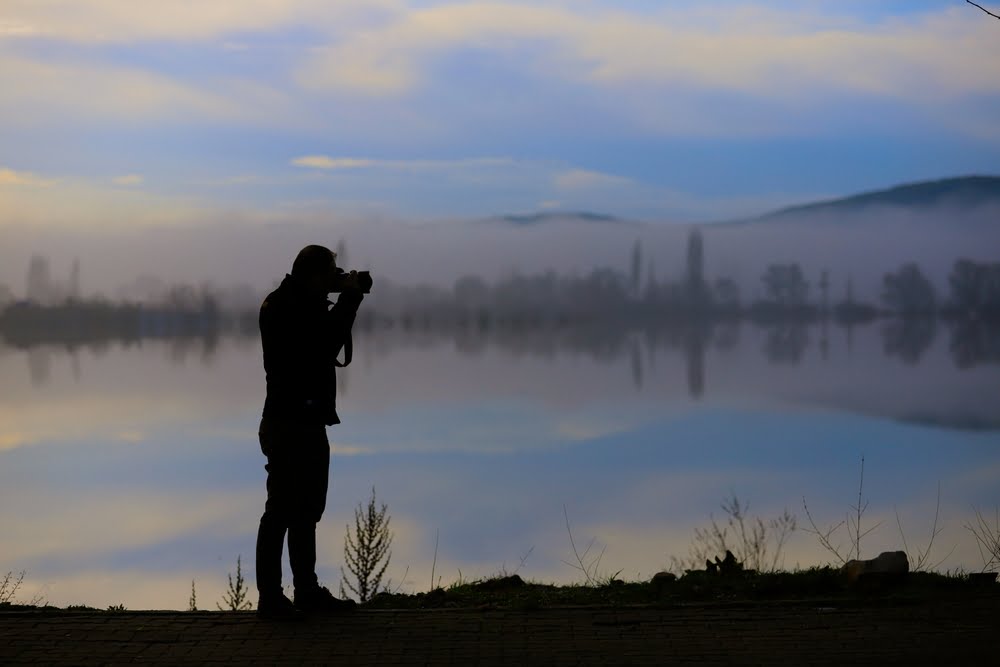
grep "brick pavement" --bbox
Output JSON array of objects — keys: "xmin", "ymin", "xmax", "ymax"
[{"xmin": 1, "ymin": 597, "xmax": 998, "ymax": 666}]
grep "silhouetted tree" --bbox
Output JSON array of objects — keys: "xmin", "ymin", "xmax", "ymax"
[
  {"xmin": 712, "ymin": 278, "xmax": 740, "ymax": 310},
  {"xmin": 453, "ymin": 275, "xmax": 490, "ymax": 308},
  {"xmin": 685, "ymin": 230, "xmax": 708, "ymax": 306},
  {"xmin": 0, "ymin": 283, "xmax": 14, "ymax": 309},
  {"xmin": 630, "ymin": 239, "xmax": 642, "ymax": 297},
  {"xmin": 26, "ymin": 255, "xmax": 53, "ymax": 304},
  {"xmin": 761, "ymin": 263, "xmax": 809, "ymax": 307},
  {"xmin": 69, "ymin": 258, "xmax": 81, "ymax": 300},
  {"xmin": 818, "ymin": 270, "xmax": 830, "ymax": 313},
  {"xmin": 336, "ymin": 239, "xmax": 348, "ymax": 268},
  {"xmin": 882, "ymin": 263, "xmax": 935, "ymax": 315}
]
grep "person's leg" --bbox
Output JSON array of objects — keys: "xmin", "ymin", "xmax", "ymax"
[
  {"xmin": 288, "ymin": 425, "xmax": 330, "ymax": 594},
  {"xmin": 256, "ymin": 508, "xmax": 287, "ymax": 599},
  {"xmin": 288, "ymin": 520, "xmax": 318, "ymax": 592},
  {"xmin": 256, "ymin": 419, "xmax": 294, "ymax": 601}
]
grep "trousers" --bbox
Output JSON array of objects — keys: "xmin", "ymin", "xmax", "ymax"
[{"xmin": 255, "ymin": 418, "xmax": 330, "ymax": 598}]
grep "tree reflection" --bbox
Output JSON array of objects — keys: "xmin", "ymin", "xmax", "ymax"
[
  {"xmin": 685, "ymin": 326, "xmax": 706, "ymax": 398},
  {"xmin": 762, "ymin": 324, "xmax": 809, "ymax": 365},
  {"xmin": 949, "ymin": 320, "xmax": 1000, "ymax": 369},
  {"xmin": 882, "ymin": 318, "xmax": 936, "ymax": 365},
  {"xmin": 26, "ymin": 348, "xmax": 51, "ymax": 386}
]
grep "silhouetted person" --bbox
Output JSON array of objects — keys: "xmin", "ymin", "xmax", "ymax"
[{"xmin": 255, "ymin": 245, "xmax": 365, "ymax": 618}]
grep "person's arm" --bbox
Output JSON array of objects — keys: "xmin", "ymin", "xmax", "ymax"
[{"xmin": 327, "ymin": 289, "xmax": 364, "ymax": 363}]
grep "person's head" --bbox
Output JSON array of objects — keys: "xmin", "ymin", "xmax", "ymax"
[{"xmin": 291, "ymin": 244, "xmax": 338, "ymax": 295}]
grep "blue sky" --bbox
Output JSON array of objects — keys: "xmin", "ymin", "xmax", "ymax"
[{"xmin": 1, "ymin": 1, "xmax": 999, "ymax": 225}]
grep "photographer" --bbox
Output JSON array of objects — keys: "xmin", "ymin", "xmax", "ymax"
[{"xmin": 255, "ymin": 244, "xmax": 370, "ymax": 618}]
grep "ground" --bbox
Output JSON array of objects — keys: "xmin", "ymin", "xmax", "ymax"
[{"xmin": 2, "ymin": 590, "xmax": 998, "ymax": 665}]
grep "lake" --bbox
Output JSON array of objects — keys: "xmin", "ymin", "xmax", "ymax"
[{"xmin": 1, "ymin": 319, "xmax": 998, "ymax": 610}]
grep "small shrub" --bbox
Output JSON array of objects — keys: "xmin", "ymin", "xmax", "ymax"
[
  {"xmin": 218, "ymin": 555, "xmax": 253, "ymax": 611},
  {"xmin": 341, "ymin": 487, "xmax": 393, "ymax": 602},
  {"xmin": 0, "ymin": 570, "xmax": 44, "ymax": 607}
]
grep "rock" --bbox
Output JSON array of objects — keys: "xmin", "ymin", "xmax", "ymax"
[
  {"xmin": 651, "ymin": 571, "xmax": 677, "ymax": 587},
  {"xmin": 475, "ymin": 574, "xmax": 525, "ymax": 591},
  {"xmin": 706, "ymin": 550, "xmax": 744, "ymax": 576},
  {"xmin": 842, "ymin": 551, "xmax": 909, "ymax": 584}
]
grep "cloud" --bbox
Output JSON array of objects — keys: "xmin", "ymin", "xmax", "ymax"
[
  {"xmin": 0, "ymin": 50, "xmax": 298, "ymax": 127},
  {"xmin": 112, "ymin": 174, "xmax": 143, "ymax": 186},
  {"xmin": 0, "ymin": 176, "xmax": 214, "ymax": 229},
  {"xmin": 0, "ymin": 432, "xmax": 32, "ymax": 450},
  {"xmin": 0, "ymin": 0, "xmax": 398, "ymax": 43},
  {"xmin": 0, "ymin": 166, "xmax": 55, "ymax": 187},
  {"xmin": 292, "ymin": 156, "xmax": 375, "ymax": 170},
  {"xmin": 553, "ymin": 169, "xmax": 630, "ymax": 191},
  {"xmin": 291, "ymin": 155, "xmax": 515, "ymax": 171},
  {"xmin": 296, "ymin": 3, "xmax": 1000, "ymax": 104}
]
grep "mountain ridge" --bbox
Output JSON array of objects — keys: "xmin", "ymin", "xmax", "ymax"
[
  {"xmin": 486, "ymin": 175, "xmax": 1000, "ymax": 227},
  {"xmin": 750, "ymin": 175, "xmax": 1000, "ymax": 223}
]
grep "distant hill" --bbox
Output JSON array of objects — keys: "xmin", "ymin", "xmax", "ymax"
[
  {"xmin": 486, "ymin": 176, "xmax": 1000, "ymax": 229},
  {"xmin": 751, "ymin": 175, "xmax": 1000, "ymax": 223},
  {"xmin": 491, "ymin": 211, "xmax": 625, "ymax": 226}
]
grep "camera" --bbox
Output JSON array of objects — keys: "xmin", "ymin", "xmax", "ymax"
[{"xmin": 331, "ymin": 268, "xmax": 373, "ymax": 294}]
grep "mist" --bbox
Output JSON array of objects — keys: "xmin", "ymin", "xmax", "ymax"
[{"xmin": 2, "ymin": 201, "xmax": 998, "ymax": 308}]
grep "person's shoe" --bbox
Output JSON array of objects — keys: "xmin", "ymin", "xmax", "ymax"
[
  {"xmin": 293, "ymin": 585, "xmax": 357, "ymax": 613},
  {"xmin": 256, "ymin": 593, "xmax": 302, "ymax": 621}
]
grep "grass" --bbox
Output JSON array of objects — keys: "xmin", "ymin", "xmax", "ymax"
[
  {"xmin": 361, "ymin": 568, "xmax": 994, "ymax": 611},
  {"xmin": 4, "ymin": 472, "xmax": 997, "ymax": 613},
  {"xmin": 2, "ymin": 564, "xmax": 995, "ymax": 614}
]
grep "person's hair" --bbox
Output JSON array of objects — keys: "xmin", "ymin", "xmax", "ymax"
[{"xmin": 291, "ymin": 245, "xmax": 336, "ymax": 279}]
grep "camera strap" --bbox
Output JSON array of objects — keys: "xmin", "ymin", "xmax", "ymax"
[{"xmin": 334, "ymin": 332, "xmax": 353, "ymax": 368}]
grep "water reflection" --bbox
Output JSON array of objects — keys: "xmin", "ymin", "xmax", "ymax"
[
  {"xmin": 762, "ymin": 323, "xmax": 808, "ymax": 365},
  {"xmin": 7, "ymin": 318, "xmax": 1000, "ymax": 428},
  {"xmin": 1, "ymin": 322, "xmax": 998, "ymax": 610},
  {"xmin": 883, "ymin": 317, "xmax": 936, "ymax": 365}
]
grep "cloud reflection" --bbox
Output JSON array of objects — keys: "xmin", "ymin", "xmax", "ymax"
[{"xmin": 0, "ymin": 331, "xmax": 997, "ymax": 609}]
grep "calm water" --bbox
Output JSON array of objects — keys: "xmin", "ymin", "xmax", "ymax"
[{"xmin": 1, "ymin": 322, "xmax": 998, "ymax": 609}]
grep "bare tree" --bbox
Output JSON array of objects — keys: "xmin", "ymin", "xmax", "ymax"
[{"xmin": 967, "ymin": 1, "xmax": 1000, "ymax": 20}]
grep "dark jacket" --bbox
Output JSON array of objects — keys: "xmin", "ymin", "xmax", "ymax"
[{"xmin": 260, "ymin": 273, "xmax": 364, "ymax": 426}]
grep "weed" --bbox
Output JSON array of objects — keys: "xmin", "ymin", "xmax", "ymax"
[
  {"xmin": 340, "ymin": 486, "xmax": 392, "ymax": 602},
  {"xmin": 964, "ymin": 506, "xmax": 1000, "ymax": 573},
  {"xmin": 430, "ymin": 528, "xmax": 440, "ymax": 591},
  {"xmin": 217, "ymin": 555, "xmax": 252, "ymax": 611},
  {"xmin": 0, "ymin": 570, "xmax": 44, "ymax": 607},
  {"xmin": 562, "ymin": 505, "xmax": 620, "ymax": 586},
  {"xmin": 106, "ymin": 603, "xmax": 127, "ymax": 613},
  {"xmin": 0, "ymin": 570, "xmax": 26, "ymax": 605},
  {"xmin": 894, "ymin": 482, "xmax": 954, "ymax": 571},
  {"xmin": 188, "ymin": 579, "xmax": 198, "ymax": 611},
  {"xmin": 671, "ymin": 494, "xmax": 796, "ymax": 574},
  {"xmin": 803, "ymin": 456, "xmax": 881, "ymax": 565},
  {"xmin": 496, "ymin": 546, "xmax": 535, "ymax": 579}
]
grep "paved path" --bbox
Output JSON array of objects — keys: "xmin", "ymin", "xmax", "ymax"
[{"xmin": 2, "ymin": 597, "xmax": 998, "ymax": 665}]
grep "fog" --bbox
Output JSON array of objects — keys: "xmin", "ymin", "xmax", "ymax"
[{"xmin": 1, "ymin": 202, "xmax": 998, "ymax": 306}]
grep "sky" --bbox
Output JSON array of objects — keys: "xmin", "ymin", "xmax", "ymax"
[{"xmin": 2, "ymin": 0, "xmax": 999, "ymax": 228}]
